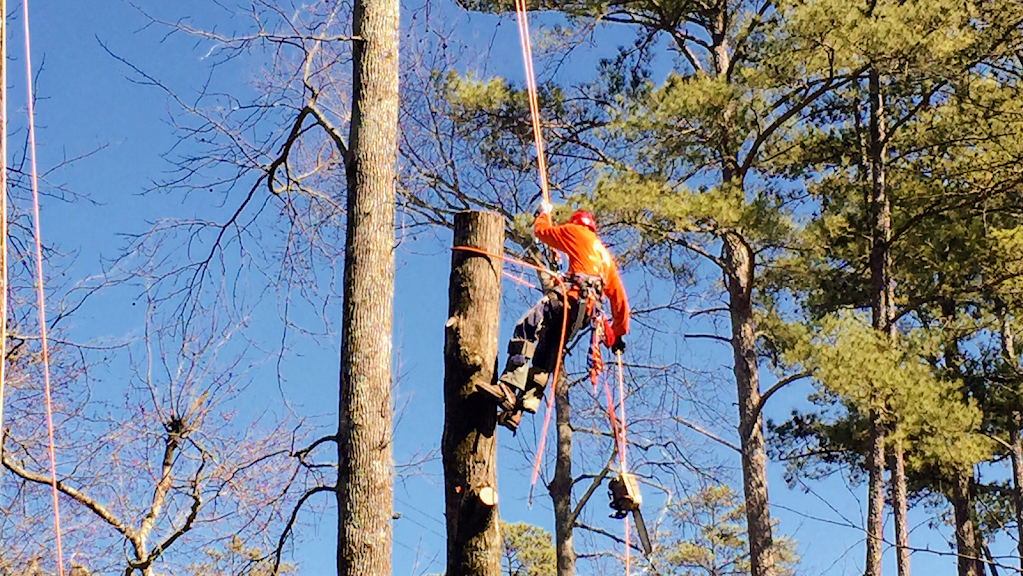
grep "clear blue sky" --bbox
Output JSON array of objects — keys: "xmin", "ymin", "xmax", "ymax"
[{"xmin": 5, "ymin": 1, "xmax": 989, "ymax": 575}]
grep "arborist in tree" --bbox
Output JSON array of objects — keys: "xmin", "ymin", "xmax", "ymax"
[{"xmin": 478, "ymin": 199, "xmax": 630, "ymax": 431}]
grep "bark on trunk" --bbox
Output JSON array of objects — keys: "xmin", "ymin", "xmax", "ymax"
[
  {"xmin": 1011, "ymin": 420, "xmax": 1023, "ymax": 571},
  {"xmin": 550, "ymin": 369, "xmax": 574, "ymax": 576},
  {"xmin": 724, "ymin": 232, "xmax": 775, "ymax": 576},
  {"xmin": 891, "ymin": 440, "xmax": 910, "ymax": 576},
  {"xmin": 951, "ymin": 470, "xmax": 980, "ymax": 576},
  {"xmin": 865, "ymin": 418, "xmax": 885, "ymax": 576},
  {"xmin": 442, "ymin": 211, "xmax": 504, "ymax": 576},
  {"xmin": 337, "ymin": 0, "xmax": 399, "ymax": 571},
  {"xmin": 1001, "ymin": 312, "xmax": 1023, "ymax": 571},
  {"xmin": 865, "ymin": 66, "xmax": 893, "ymax": 576},
  {"xmin": 711, "ymin": 5, "xmax": 773, "ymax": 576}
]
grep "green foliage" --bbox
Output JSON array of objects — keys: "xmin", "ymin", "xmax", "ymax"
[
  {"xmin": 658, "ymin": 485, "xmax": 798, "ymax": 576},
  {"xmin": 773, "ymin": 313, "xmax": 994, "ymax": 482},
  {"xmin": 502, "ymin": 522, "xmax": 556, "ymax": 576}
]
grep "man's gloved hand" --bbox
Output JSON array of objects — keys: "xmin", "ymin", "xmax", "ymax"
[
  {"xmin": 611, "ymin": 335, "xmax": 626, "ymax": 355},
  {"xmin": 536, "ymin": 199, "xmax": 553, "ymax": 216}
]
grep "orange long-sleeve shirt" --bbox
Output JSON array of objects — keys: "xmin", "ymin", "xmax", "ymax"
[{"xmin": 533, "ymin": 213, "xmax": 630, "ymax": 338}]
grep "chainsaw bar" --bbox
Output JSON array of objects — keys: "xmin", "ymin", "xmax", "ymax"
[{"xmin": 632, "ymin": 506, "xmax": 653, "ymax": 555}]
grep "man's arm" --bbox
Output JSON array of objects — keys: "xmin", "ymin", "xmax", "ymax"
[
  {"xmin": 533, "ymin": 212, "xmax": 575, "ymax": 254},
  {"xmin": 605, "ymin": 264, "xmax": 630, "ymax": 338}
]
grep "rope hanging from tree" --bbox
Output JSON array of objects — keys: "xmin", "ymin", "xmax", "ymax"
[{"xmin": 21, "ymin": 0, "xmax": 66, "ymax": 573}]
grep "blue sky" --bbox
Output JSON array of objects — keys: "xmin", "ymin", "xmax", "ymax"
[{"xmin": 2, "ymin": 0, "xmax": 997, "ymax": 575}]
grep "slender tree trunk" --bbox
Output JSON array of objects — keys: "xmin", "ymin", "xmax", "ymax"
[
  {"xmin": 940, "ymin": 298, "xmax": 982, "ymax": 576},
  {"xmin": 891, "ymin": 440, "xmax": 909, "ymax": 576},
  {"xmin": 550, "ymin": 369, "xmax": 574, "ymax": 576},
  {"xmin": 1011, "ymin": 420, "xmax": 1023, "ymax": 570},
  {"xmin": 951, "ymin": 471, "xmax": 980, "ymax": 576},
  {"xmin": 1000, "ymin": 311, "xmax": 1023, "ymax": 571},
  {"xmin": 337, "ymin": 0, "xmax": 399, "ymax": 571},
  {"xmin": 865, "ymin": 419, "xmax": 885, "ymax": 576},
  {"xmin": 724, "ymin": 232, "xmax": 775, "ymax": 576},
  {"xmin": 866, "ymin": 66, "xmax": 894, "ymax": 576},
  {"xmin": 442, "ymin": 211, "xmax": 504, "ymax": 576},
  {"xmin": 709, "ymin": 3, "xmax": 774, "ymax": 574},
  {"xmin": 984, "ymin": 543, "xmax": 999, "ymax": 576}
]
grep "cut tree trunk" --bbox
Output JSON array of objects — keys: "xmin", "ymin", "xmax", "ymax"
[
  {"xmin": 337, "ymin": 0, "xmax": 399, "ymax": 571},
  {"xmin": 442, "ymin": 211, "xmax": 504, "ymax": 576},
  {"xmin": 724, "ymin": 231, "xmax": 775, "ymax": 576},
  {"xmin": 550, "ymin": 369, "xmax": 574, "ymax": 576}
]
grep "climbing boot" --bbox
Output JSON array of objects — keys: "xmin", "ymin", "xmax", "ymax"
[
  {"xmin": 499, "ymin": 363, "xmax": 529, "ymax": 392},
  {"xmin": 497, "ymin": 408, "xmax": 522, "ymax": 433},
  {"xmin": 475, "ymin": 379, "xmax": 517, "ymax": 411},
  {"xmin": 519, "ymin": 369, "xmax": 549, "ymax": 414}
]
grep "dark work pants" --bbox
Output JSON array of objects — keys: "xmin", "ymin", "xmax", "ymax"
[{"xmin": 509, "ymin": 292, "xmax": 584, "ymax": 376}]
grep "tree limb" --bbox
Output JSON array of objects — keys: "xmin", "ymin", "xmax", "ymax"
[
  {"xmin": 2, "ymin": 452, "xmax": 137, "ymax": 542},
  {"xmin": 753, "ymin": 371, "xmax": 811, "ymax": 422},
  {"xmin": 273, "ymin": 485, "xmax": 336, "ymax": 574},
  {"xmin": 672, "ymin": 416, "xmax": 740, "ymax": 452},
  {"xmin": 569, "ymin": 450, "xmax": 616, "ymax": 527}
]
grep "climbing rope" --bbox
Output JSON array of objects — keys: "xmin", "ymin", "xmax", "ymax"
[
  {"xmin": 512, "ymin": 0, "xmax": 550, "ymax": 204},
  {"xmin": 479, "ymin": 0, "xmax": 638, "ymax": 564},
  {"xmin": 22, "ymin": 0, "xmax": 66, "ymax": 572},
  {"xmin": 0, "ymin": 0, "xmax": 8, "ymax": 494}
]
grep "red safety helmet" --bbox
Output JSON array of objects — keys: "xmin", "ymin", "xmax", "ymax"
[{"xmin": 568, "ymin": 210, "xmax": 597, "ymax": 232}]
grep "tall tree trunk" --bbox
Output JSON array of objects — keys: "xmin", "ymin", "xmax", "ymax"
[
  {"xmin": 1011, "ymin": 419, "xmax": 1023, "ymax": 571},
  {"xmin": 709, "ymin": 3, "xmax": 774, "ymax": 575},
  {"xmin": 550, "ymin": 369, "xmax": 574, "ymax": 576},
  {"xmin": 442, "ymin": 211, "xmax": 504, "ymax": 576},
  {"xmin": 866, "ymin": 66, "xmax": 894, "ymax": 576},
  {"xmin": 1000, "ymin": 310, "xmax": 1023, "ymax": 571},
  {"xmin": 941, "ymin": 298, "xmax": 982, "ymax": 576},
  {"xmin": 337, "ymin": 0, "xmax": 399, "ymax": 571},
  {"xmin": 891, "ymin": 440, "xmax": 909, "ymax": 576},
  {"xmin": 724, "ymin": 232, "xmax": 775, "ymax": 576},
  {"xmin": 951, "ymin": 471, "xmax": 980, "ymax": 576},
  {"xmin": 865, "ymin": 419, "xmax": 885, "ymax": 576}
]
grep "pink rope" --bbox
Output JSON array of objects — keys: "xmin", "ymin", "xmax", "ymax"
[
  {"xmin": 512, "ymin": 0, "xmax": 551, "ymax": 203},
  {"xmin": 22, "ymin": 0, "xmax": 65, "ymax": 572},
  {"xmin": 0, "ymin": 0, "xmax": 8, "ymax": 491},
  {"xmin": 616, "ymin": 352, "xmax": 627, "ymax": 471}
]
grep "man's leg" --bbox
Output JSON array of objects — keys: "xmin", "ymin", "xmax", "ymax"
[
  {"xmin": 520, "ymin": 296, "xmax": 581, "ymax": 413},
  {"xmin": 478, "ymin": 297, "xmax": 546, "ymax": 410}
]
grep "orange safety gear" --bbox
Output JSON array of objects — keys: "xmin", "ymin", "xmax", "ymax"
[
  {"xmin": 533, "ymin": 212, "xmax": 630, "ymax": 338},
  {"xmin": 568, "ymin": 210, "xmax": 597, "ymax": 232}
]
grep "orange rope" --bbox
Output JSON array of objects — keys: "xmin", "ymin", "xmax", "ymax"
[
  {"xmin": 512, "ymin": 0, "xmax": 550, "ymax": 204},
  {"xmin": 618, "ymin": 352, "xmax": 630, "ymax": 573},
  {"xmin": 502, "ymin": 270, "xmax": 538, "ymax": 290},
  {"xmin": 624, "ymin": 515, "xmax": 631, "ymax": 575},
  {"xmin": 0, "ymin": 0, "xmax": 8, "ymax": 492},
  {"xmin": 22, "ymin": 1, "xmax": 64, "ymax": 572},
  {"xmin": 616, "ymin": 352, "xmax": 627, "ymax": 472}
]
